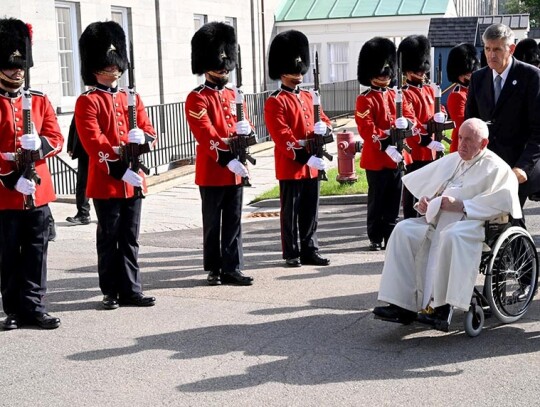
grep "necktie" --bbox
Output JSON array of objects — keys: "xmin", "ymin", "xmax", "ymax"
[{"xmin": 494, "ymin": 75, "xmax": 502, "ymax": 104}]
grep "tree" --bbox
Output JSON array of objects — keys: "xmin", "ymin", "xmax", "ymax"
[{"xmin": 502, "ymin": 0, "xmax": 540, "ymax": 27}]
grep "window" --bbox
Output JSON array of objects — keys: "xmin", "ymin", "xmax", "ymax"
[
  {"xmin": 194, "ymin": 14, "xmax": 208, "ymax": 84},
  {"xmin": 194, "ymin": 14, "xmax": 207, "ymax": 31},
  {"xmin": 224, "ymin": 17, "xmax": 238, "ymax": 86},
  {"xmin": 55, "ymin": 1, "xmax": 81, "ymax": 111},
  {"xmin": 111, "ymin": 7, "xmax": 131, "ymax": 89},
  {"xmin": 327, "ymin": 42, "xmax": 348, "ymax": 82},
  {"xmin": 303, "ymin": 43, "xmax": 321, "ymax": 84}
]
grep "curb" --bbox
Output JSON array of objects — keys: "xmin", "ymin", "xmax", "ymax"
[{"xmin": 249, "ymin": 194, "xmax": 367, "ymax": 208}]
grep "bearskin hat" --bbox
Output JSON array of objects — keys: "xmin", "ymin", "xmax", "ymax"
[
  {"xmin": 514, "ymin": 38, "xmax": 540, "ymax": 67},
  {"xmin": 79, "ymin": 21, "xmax": 128, "ymax": 86},
  {"xmin": 191, "ymin": 22, "xmax": 237, "ymax": 75},
  {"xmin": 398, "ymin": 35, "xmax": 431, "ymax": 73},
  {"xmin": 268, "ymin": 30, "xmax": 310, "ymax": 80},
  {"xmin": 446, "ymin": 43, "xmax": 480, "ymax": 83},
  {"xmin": 0, "ymin": 18, "xmax": 33, "ymax": 70},
  {"xmin": 357, "ymin": 37, "xmax": 396, "ymax": 86}
]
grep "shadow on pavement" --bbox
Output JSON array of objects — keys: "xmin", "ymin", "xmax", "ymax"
[{"xmin": 66, "ymin": 311, "xmax": 540, "ymax": 391}]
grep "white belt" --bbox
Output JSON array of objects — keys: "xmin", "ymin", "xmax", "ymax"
[{"xmin": 0, "ymin": 152, "xmax": 16, "ymax": 161}]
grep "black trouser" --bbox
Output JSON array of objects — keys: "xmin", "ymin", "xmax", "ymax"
[
  {"xmin": 365, "ymin": 169, "xmax": 401, "ymax": 245},
  {"xmin": 0, "ymin": 205, "xmax": 52, "ymax": 316},
  {"xmin": 402, "ymin": 160, "xmax": 431, "ymax": 219},
  {"xmin": 93, "ymin": 197, "xmax": 143, "ymax": 298},
  {"xmin": 279, "ymin": 178, "xmax": 320, "ymax": 259},
  {"xmin": 75, "ymin": 154, "xmax": 90, "ymax": 217},
  {"xmin": 199, "ymin": 185, "xmax": 243, "ymax": 274}
]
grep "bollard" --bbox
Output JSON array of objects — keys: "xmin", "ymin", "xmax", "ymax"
[{"xmin": 336, "ymin": 130, "xmax": 363, "ymax": 184}]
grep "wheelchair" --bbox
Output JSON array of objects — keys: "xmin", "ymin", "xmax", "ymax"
[{"xmin": 459, "ymin": 221, "xmax": 539, "ymax": 337}]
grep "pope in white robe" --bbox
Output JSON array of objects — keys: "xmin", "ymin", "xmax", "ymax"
[{"xmin": 373, "ymin": 118, "xmax": 522, "ymax": 324}]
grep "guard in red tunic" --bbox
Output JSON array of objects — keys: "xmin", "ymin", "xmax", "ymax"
[
  {"xmin": 75, "ymin": 21, "xmax": 157, "ymax": 309},
  {"xmin": 264, "ymin": 30, "xmax": 332, "ymax": 267},
  {"xmin": 185, "ymin": 22, "xmax": 253, "ymax": 286},
  {"xmin": 0, "ymin": 18, "xmax": 63, "ymax": 330},
  {"xmin": 398, "ymin": 35, "xmax": 447, "ymax": 219},
  {"xmin": 355, "ymin": 37, "xmax": 416, "ymax": 251},
  {"xmin": 514, "ymin": 38, "xmax": 540, "ymax": 68},
  {"xmin": 446, "ymin": 43, "xmax": 480, "ymax": 153}
]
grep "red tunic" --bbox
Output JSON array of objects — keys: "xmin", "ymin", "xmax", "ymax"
[
  {"xmin": 0, "ymin": 90, "xmax": 63, "ymax": 210},
  {"xmin": 402, "ymin": 83, "xmax": 447, "ymax": 161},
  {"xmin": 75, "ymin": 86, "xmax": 157, "ymax": 199},
  {"xmin": 446, "ymin": 84, "xmax": 468, "ymax": 153},
  {"xmin": 185, "ymin": 83, "xmax": 252, "ymax": 187},
  {"xmin": 355, "ymin": 87, "xmax": 416, "ymax": 171},
  {"xmin": 264, "ymin": 87, "xmax": 331, "ymax": 180}
]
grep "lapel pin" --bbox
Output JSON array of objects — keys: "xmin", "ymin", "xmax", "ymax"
[{"xmin": 512, "ymin": 80, "xmax": 517, "ymax": 85}]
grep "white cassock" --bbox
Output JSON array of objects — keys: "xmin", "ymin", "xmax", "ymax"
[{"xmin": 378, "ymin": 149, "xmax": 522, "ymax": 311}]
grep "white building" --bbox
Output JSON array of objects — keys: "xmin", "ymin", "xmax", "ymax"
[
  {"xmin": 0, "ymin": 0, "xmax": 281, "ymax": 131},
  {"xmin": 272, "ymin": 0, "xmax": 463, "ymax": 86}
]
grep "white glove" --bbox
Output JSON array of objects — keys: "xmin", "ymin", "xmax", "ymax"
[
  {"xmin": 128, "ymin": 128, "xmax": 145, "ymax": 144},
  {"xmin": 433, "ymin": 112, "xmax": 446, "ymax": 124},
  {"xmin": 227, "ymin": 158, "xmax": 249, "ymax": 178},
  {"xmin": 20, "ymin": 133, "xmax": 42, "ymax": 151},
  {"xmin": 15, "ymin": 177, "xmax": 36, "ymax": 195},
  {"xmin": 307, "ymin": 156, "xmax": 327, "ymax": 171},
  {"xmin": 395, "ymin": 117, "xmax": 408, "ymax": 130},
  {"xmin": 314, "ymin": 121, "xmax": 328, "ymax": 135},
  {"xmin": 235, "ymin": 120, "xmax": 251, "ymax": 136},
  {"xmin": 122, "ymin": 169, "xmax": 143, "ymax": 187},
  {"xmin": 427, "ymin": 140, "xmax": 445, "ymax": 152},
  {"xmin": 385, "ymin": 145, "xmax": 403, "ymax": 163}
]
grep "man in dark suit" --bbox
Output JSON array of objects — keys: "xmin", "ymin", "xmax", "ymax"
[
  {"xmin": 465, "ymin": 23, "xmax": 540, "ymax": 207},
  {"xmin": 66, "ymin": 117, "xmax": 91, "ymax": 225}
]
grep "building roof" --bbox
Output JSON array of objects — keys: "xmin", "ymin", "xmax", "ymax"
[
  {"xmin": 428, "ymin": 17, "xmax": 478, "ymax": 47},
  {"xmin": 428, "ymin": 14, "xmax": 530, "ymax": 47},
  {"xmin": 276, "ymin": 0, "xmax": 450, "ymax": 22}
]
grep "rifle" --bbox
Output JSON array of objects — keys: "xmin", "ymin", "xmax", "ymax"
[
  {"xmin": 427, "ymin": 53, "xmax": 454, "ymax": 159},
  {"xmin": 230, "ymin": 44, "xmax": 257, "ymax": 187},
  {"xmin": 390, "ymin": 53, "xmax": 412, "ymax": 172},
  {"xmin": 17, "ymin": 36, "xmax": 41, "ymax": 209},
  {"xmin": 120, "ymin": 42, "xmax": 150, "ymax": 197},
  {"xmin": 310, "ymin": 51, "xmax": 333, "ymax": 181}
]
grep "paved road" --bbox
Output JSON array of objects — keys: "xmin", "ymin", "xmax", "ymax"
[{"xmin": 2, "ymin": 121, "xmax": 540, "ymax": 406}]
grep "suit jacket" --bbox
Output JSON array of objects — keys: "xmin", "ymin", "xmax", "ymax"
[
  {"xmin": 66, "ymin": 117, "xmax": 87, "ymax": 160},
  {"xmin": 465, "ymin": 58, "xmax": 540, "ymax": 194}
]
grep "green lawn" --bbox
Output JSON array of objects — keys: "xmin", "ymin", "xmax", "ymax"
[{"xmin": 251, "ymin": 159, "xmax": 367, "ymax": 203}]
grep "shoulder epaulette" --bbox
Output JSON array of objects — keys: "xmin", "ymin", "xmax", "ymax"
[
  {"xmin": 29, "ymin": 89, "xmax": 45, "ymax": 96},
  {"xmin": 83, "ymin": 87, "xmax": 99, "ymax": 95},
  {"xmin": 452, "ymin": 85, "xmax": 461, "ymax": 92},
  {"xmin": 193, "ymin": 84, "xmax": 205, "ymax": 93},
  {"xmin": 270, "ymin": 89, "xmax": 282, "ymax": 98},
  {"xmin": 361, "ymin": 88, "xmax": 372, "ymax": 96}
]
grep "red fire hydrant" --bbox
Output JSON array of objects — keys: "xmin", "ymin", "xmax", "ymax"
[{"xmin": 336, "ymin": 130, "xmax": 363, "ymax": 184}]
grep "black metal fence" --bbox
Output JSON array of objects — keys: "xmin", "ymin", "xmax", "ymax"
[{"xmin": 48, "ymin": 79, "xmax": 359, "ymax": 194}]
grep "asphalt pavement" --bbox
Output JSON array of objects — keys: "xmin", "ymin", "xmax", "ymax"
[{"xmin": 1, "ymin": 118, "xmax": 540, "ymax": 406}]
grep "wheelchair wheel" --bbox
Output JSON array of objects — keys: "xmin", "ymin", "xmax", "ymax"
[
  {"xmin": 464, "ymin": 303, "xmax": 484, "ymax": 337},
  {"xmin": 485, "ymin": 227, "xmax": 538, "ymax": 324}
]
